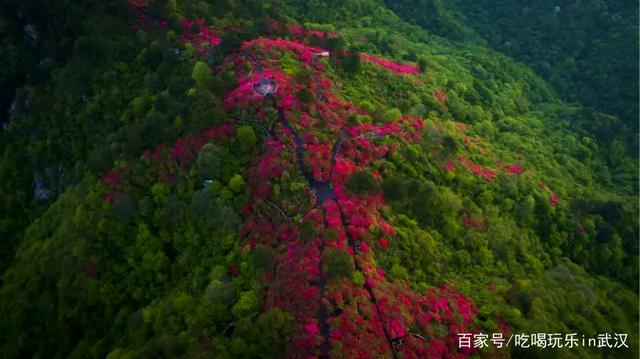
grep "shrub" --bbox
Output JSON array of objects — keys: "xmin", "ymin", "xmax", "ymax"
[
  {"xmin": 323, "ymin": 248, "xmax": 354, "ymax": 281},
  {"xmin": 192, "ymin": 61, "xmax": 213, "ymax": 87},
  {"xmin": 346, "ymin": 170, "xmax": 379, "ymax": 195},
  {"xmin": 351, "ymin": 271, "xmax": 365, "ymax": 285},
  {"xmin": 196, "ymin": 144, "xmax": 221, "ymax": 179},
  {"xmin": 228, "ymin": 174, "xmax": 245, "ymax": 193},
  {"xmin": 296, "ymin": 88, "xmax": 314, "ymax": 104},
  {"xmin": 382, "ymin": 176, "xmax": 409, "ymax": 201},
  {"xmin": 382, "ymin": 108, "xmax": 402, "ymax": 123},
  {"xmin": 236, "ymin": 125, "xmax": 257, "ymax": 152}
]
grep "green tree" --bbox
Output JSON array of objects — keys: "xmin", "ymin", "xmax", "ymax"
[
  {"xmin": 441, "ymin": 135, "xmax": 458, "ymax": 157},
  {"xmin": 323, "ymin": 248, "xmax": 354, "ymax": 281},
  {"xmin": 382, "ymin": 176, "xmax": 409, "ymax": 201},
  {"xmin": 111, "ymin": 194, "xmax": 136, "ymax": 223},
  {"xmin": 192, "ymin": 61, "xmax": 213, "ymax": 87},
  {"xmin": 294, "ymin": 67, "xmax": 313, "ymax": 85},
  {"xmin": 236, "ymin": 125, "xmax": 257, "ymax": 152},
  {"xmin": 296, "ymin": 88, "xmax": 314, "ymax": 104},
  {"xmin": 351, "ymin": 271, "xmax": 365, "ymax": 285},
  {"xmin": 346, "ymin": 170, "xmax": 378, "ymax": 195},
  {"xmin": 228, "ymin": 174, "xmax": 245, "ymax": 193},
  {"xmin": 196, "ymin": 143, "xmax": 221, "ymax": 179},
  {"xmin": 382, "ymin": 108, "xmax": 401, "ymax": 123},
  {"xmin": 232, "ymin": 291, "xmax": 259, "ymax": 318},
  {"xmin": 341, "ymin": 52, "xmax": 361, "ymax": 73},
  {"xmin": 418, "ymin": 58, "xmax": 427, "ymax": 73}
]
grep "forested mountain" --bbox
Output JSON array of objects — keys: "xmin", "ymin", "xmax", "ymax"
[
  {"xmin": 0, "ymin": 0, "xmax": 637, "ymax": 358},
  {"xmin": 385, "ymin": 0, "xmax": 639, "ymax": 148}
]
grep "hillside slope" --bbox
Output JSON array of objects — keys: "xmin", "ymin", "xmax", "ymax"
[
  {"xmin": 0, "ymin": 0, "xmax": 637, "ymax": 358},
  {"xmin": 384, "ymin": 0, "xmax": 639, "ymax": 147}
]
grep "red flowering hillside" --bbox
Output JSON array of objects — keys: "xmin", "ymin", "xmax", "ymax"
[
  {"xmin": 360, "ymin": 54, "xmax": 420, "ymax": 75},
  {"xmin": 220, "ymin": 35, "xmax": 477, "ymax": 357},
  {"xmin": 94, "ymin": 14, "xmax": 575, "ymax": 356},
  {"xmin": 95, "ymin": 23, "xmax": 479, "ymax": 358},
  {"xmin": 1, "ymin": 2, "xmax": 636, "ymax": 358}
]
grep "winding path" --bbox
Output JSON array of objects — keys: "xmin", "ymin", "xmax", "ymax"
[{"xmin": 244, "ymin": 50, "xmax": 400, "ymax": 357}]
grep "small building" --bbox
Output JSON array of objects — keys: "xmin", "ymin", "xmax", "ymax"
[
  {"xmin": 203, "ymin": 179, "xmax": 214, "ymax": 188},
  {"xmin": 253, "ymin": 77, "xmax": 278, "ymax": 96},
  {"xmin": 33, "ymin": 177, "xmax": 51, "ymax": 200}
]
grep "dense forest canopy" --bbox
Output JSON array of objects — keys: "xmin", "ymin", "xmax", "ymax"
[
  {"xmin": 385, "ymin": 0, "xmax": 639, "ymax": 150},
  {"xmin": 0, "ymin": 0, "xmax": 637, "ymax": 358}
]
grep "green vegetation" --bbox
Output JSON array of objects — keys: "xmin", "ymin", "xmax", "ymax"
[
  {"xmin": 386, "ymin": 0, "xmax": 639, "ymax": 149},
  {"xmin": 0, "ymin": 0, "xmax": 636, "ymax": 358},
  {"xmin": 192, "ymin": 61, "xmax": 213, "ymax": 87},
  {"xmin": 346, "ymin": 170, "xmax": 379, "ymax": 195}
]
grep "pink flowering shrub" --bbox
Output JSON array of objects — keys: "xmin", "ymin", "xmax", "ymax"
[
  {"xmin": 463, "ymin": 215, "xmax": 484, "ymax": 230},
  {"xmin": 445, "ymin": 161, "xmax": 455, "ymax": 172},
  {"xmin": 284, "ymin": 24, "xmax": 329, "ymax": 39},
  {"xmin": 435, "ymin": 90, "xmax": 447, "ymax": 105},
  {"xmin": 501, "ymin": 164, "xmax": 524, "ymax": 175},
  {"xmin": 359, "ymin": 54, "xmax": 419, "ymax": 75},
  {"xmin": 458, "ymin": 156, "xmax": 498, "ymax": 181},
  {"xmin": 101, "ymin": 124, "xmax": 235, "ymax": 199},
  {"xmin": 222, "ymin": 37, "xmax": 478, "ymax": 357},
  {"xmin": 179, "ymin": 18, "xmax": 221, "ymax": 55},
  {"xmin": 452, "ymin": 120, "xmax": 469, "ymax": 133},
  {"xmin": 536, "ymin": 181, "xmax": 559, "ymax": 207}
]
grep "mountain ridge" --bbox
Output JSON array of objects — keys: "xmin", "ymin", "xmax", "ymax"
[{"xmin": 0, "ymin": 0, "xmax": 637, "ymax": 358}]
